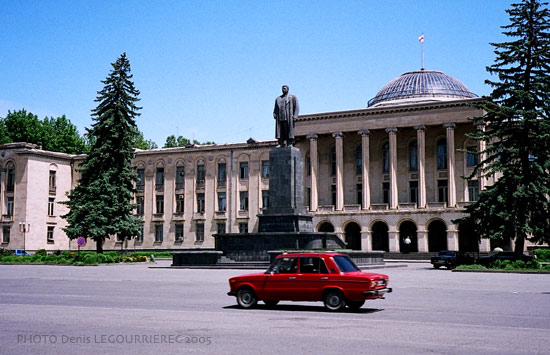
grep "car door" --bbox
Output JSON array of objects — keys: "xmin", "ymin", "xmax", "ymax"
[
  {"xmin": 294, "ymin": 257, "xmax": 330, "ymax": 300},
  {"xmin": 261, "ymin": 257, "xmax": 298, "ymax": 300}
]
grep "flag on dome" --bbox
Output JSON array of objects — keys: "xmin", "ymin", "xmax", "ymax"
[{"xmin": 418, "ymin": 34, "xmax": 424, "ymax": 42}]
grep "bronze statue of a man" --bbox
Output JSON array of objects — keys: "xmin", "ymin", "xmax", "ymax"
[{"xmin": 273, "ymin": 85, "xmax": 299, "ymax": 147}]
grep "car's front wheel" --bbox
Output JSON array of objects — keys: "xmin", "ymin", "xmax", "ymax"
[
  {"xmin": 236, "ymin": 288, "xmax": 257, "ymax": 309},
  {"xmin": 347, "ymin": 300, "xmax": 365, "ymax": 310},
  {"xmin": 323, "ymin": 291, "xmax": 346, "ymax": 311}
]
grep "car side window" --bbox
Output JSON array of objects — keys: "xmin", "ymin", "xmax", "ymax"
[
  {"xmin": 271, "ymin": 257, "xmax": 297, "ymax": 274},
  {"xmin": 299, "ymin": 257, "xmax": 329, "ymax": 274}
]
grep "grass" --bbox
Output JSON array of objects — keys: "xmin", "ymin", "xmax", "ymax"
[{"xmin": 0, "ymin": 250, "xmax": 150, "ymax": 265}]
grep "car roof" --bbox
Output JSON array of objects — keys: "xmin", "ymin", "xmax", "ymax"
[{"xmin": 277, "ymin": 252, "xmax": 344, "ymax": 258}]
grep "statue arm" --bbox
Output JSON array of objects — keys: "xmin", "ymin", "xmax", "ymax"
[
  {"xmin": 273, "ymin": 100, "xmax": 278, "ymax": 119},
  {"xmin": 292, "ymin": 96, "xmax": 299, "ymax": 119}
]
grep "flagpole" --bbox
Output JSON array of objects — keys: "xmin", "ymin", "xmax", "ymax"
[
  {"xmin": 421, "ymin": 38, "xmax": 424, "ymax": 70},
  {"xmin": 419, "ymin": 33, "xmax": 425, "ymax": 70}
]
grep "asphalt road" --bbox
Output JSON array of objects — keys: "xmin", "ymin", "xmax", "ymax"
[{"xmin": 0, "ymin": 261, "xmax": 549, "ymax": 355}]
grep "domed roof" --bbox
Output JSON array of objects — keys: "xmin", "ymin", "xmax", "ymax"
[{"xmin": 367, "ymin": 70, "xmax": 477, "ymax": 107}]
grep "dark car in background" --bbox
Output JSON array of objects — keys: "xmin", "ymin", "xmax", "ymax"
[
  {"xmin": 476, "ymin": 251, "xmax": 535, "ymax": 267},
  {"xmin": 431, "ymin": 250, "xmax": 475, "ymax": 269}
]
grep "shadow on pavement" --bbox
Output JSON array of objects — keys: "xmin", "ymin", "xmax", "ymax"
[{"xmin": 223, "ymin": 304, "xmax": 384, "ymax": 314}]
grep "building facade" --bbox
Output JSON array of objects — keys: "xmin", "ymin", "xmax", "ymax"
[{"xmin": 1, "ymin": 69, "xmax": 537, "ymax": 253}]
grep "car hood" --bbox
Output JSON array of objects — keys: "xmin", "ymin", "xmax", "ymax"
[{"xmin": 229, "ymin": 272, "xmax": 268, "ymax": 280}]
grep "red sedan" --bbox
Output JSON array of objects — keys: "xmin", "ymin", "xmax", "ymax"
[{"xmin": 228, "ymin": 252, "xmax": 392, "ymax": 311}]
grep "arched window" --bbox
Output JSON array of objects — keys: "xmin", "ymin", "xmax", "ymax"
[
  {"xmin": 437, "ymin": 139, "xmax": 447, "ymax": 170},
  {"xmin": 409, "ymin": 140, "xmax": 418, "ymax": 171},
  {"xmin": 382, "ymin": 142, "xmax": 389, "ymax": 173}
]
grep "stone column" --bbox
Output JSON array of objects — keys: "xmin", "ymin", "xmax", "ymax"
[
  {"xmin": 479, "ymin": 238, "xmax": 491, "ymax": 253},
  {"xmin": 417, "ymin": 227, "xmax": 429, "ymax": 252},
  {"xmin": 361, "ymin": 228, "xmax": 372, "ymax": 252},
  {"xmin": 388, "ymin": 229, "xmax": 400, "ymax": 252},
  {"xmin": 332, "ymin": 131, "xmax": 344, "ymax": 211},
  {"xmin": 447, "ymin": 226, "xmax": 459, "ymax": 251},
  {"xmin": 415, "ymin": 125, "xmax": 427, "ymax": 208},
  {"xmin": 358, "ymin": 129, "xmax": 371, "ymax": 210},
  {"xmin": 444, "ymin": 122, "xmax": 456, "ymax": 207},
  {"xmin": 386, "ymin": 127, "xmax": 398, "ymax": 209},
  {"xmin": 307, "ymin": 134, "xmax": 319, "ymax": 211}
]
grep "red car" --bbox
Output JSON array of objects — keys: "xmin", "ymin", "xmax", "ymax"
[{"xmin": 228, "ymin": 252, "xmax": 392, "ymax": 311}]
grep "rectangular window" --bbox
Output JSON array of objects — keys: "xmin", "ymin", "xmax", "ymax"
[
  {"xmin": 6, "ymin": 168, "xmax": 15, "ymax": 192},
  {"xmin": 356, "ymin": 183, "xmax": 362, "ymax": 205},
  {"xmin": 175, "ymin": 194, "xmax": 184, "ymax": 214},
  {"xmin": 438, "ymin": 180, "xmax": 448, "ymax": 203},
  {"xmin": 48, "ymin": 198, "xmax": 55, "ymax": 216},
  {"xmin": 261, "ymin": 160, "xmax": 270, "ymax": 179},
  {"xmin": 217, "ymin": 163, "xmax": 226, "ymax": 183},
  {"xmin": 136, "ymin": 196, "xmax": 144, "ymax": 215},
  {"xmin": 468, "ymin": 180, "xmax": 479, "ymax": 201},
  {"xmin": 383, "ymin": 182, "xmax": 390, "ymax": 204},
  {"xmin": 175, "ymin": 223, "xmax": 184, "ymax": 242},
  {"xmin": 239, "ymin": 162, "xmax": 249, "ymax": 179},
  {"xmin": 330, "ymin": 148, "xmax": 336, "ymax": 176},
  {"xmin": 306, "ymin": 187, "xmax": 311, "ymax": 208},
  {"xmin": 409, "ymin": 181, "xmax": 418, "ymax": 203},
  {"xmin": 136, "ymin": 226, "xmax": 144, "ymax": 243},
  {"xmin": 306, "ymin": 156, "xmax": 311, "ymax": 177},
  {"xmin": 240, "ymin": 191, "xmax": 249, "ymax": 211},
  {"xmin": 217, "ymin": 192, "xmax": 226, "ymax": 212},
  {"xmin": 356, "ymin": 146, "xmax": 362, "ymax": 175},
  {"xmin": 217, "ymin": 222, "xmax": 226, "ymax": 235},
  {"xmin": 331, "ymin": 185, "xmax": 336, "ymax": 206},
  {"xmin": 47, "ymin": 226, "xmax": 54, "ymax": 244},
  {"xmin": 155, "ymin": 194, "xmax": 164, "ymax": 214},
  {"xmin": 2, "ymin": 226, "xmax": 10, "ymax": 243},
  {"xmin": 467, "ymin": 146, "xmax": 479, "ymax": 167},
  {"xmin": 155, "ymin": 225, "xmax": 163, "ymax": 243},
  {"xmin": 49, "ymin": 171, "xmax": 56, "ymax": 192},
  {"xmin": 196, "ymin": 223, "xmax": 204, "ymax": 242},
  {"xmin": 262, "ymin": 190, "xmax": 269, "ymax": 209},
  {"xmin": 6, "ymin": 197, "xmax": 14, "ymax": 216},
  {"xmin": 197, "ymin": 193, "xmax": 205, "ymax": 213},
  {"xmin": 176, "ymin": 166, "xmax": 185, "ymax": 189},
  {"xmin": 155, "ymin": 168, "xmax": 164, "ymax": 190},
  {"xmin": 197, "ymin": 164, "xmax": 205, "ymax": 186},
  {"xmin": 239, "ymin": 223, "xmax": 248, "ymax": 234},
  {"xmin": 136, "ymin": 169, "xmax": 145, "ymax": 191}
]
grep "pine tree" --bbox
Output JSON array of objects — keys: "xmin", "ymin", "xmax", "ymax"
[
  {"xmin": 63, "ymin": 53, "xmax": 142, "ymax": 253},
  {"xmin": 458, "ymin": 0, "xmax": 550, "ymax": 253}
]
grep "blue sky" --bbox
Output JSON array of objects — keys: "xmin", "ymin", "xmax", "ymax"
[{"xmin": 1, "ymin": 1, "xmax": 512, "ymax": 146}]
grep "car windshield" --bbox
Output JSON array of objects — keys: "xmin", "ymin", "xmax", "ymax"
[{"xmin": 333, "ymin": 255, "xmax": 360, "ymax": 273}]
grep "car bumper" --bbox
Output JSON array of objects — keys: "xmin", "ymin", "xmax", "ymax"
[{"xmin": 363, "ymin": 288, "xmax": 392, "ymax": 297}]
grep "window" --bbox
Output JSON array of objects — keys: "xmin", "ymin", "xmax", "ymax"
[
  {"xmin": 175, "ymin": 194, "xmax": 184, "ymax": 214},
  {"xmin": 48, "ymin": 198, "xmax": 55, "ymax": 216},
  {"xmin": 155, "ymin": 225, "xmax": 163, "ymax": 243},
  {"xmin": 409, "ymin": 140, "xmax": 418, "ymax": 171},
  {"xmin": 2, "ymin": 226, "xmax": 10, "ymax": 243},
  {"xmin": 136, "ymin": 196, "xmax": 144, "ymax": 215},
  {"xmin": 437, "ymin": 139, "xmax": 447, "ymax": 170},
  {"xmin": 6, "ymin": 197, "xmax": 14, "ymax": 216},
  {"xmin": 240, "ymin": 191, "xmax": 248, "ymax": 211},
  {"xmin": 47, "ymin": 226, "xmax": 54, "ymax": 244},
  {"xmin": 261, "ymin": 160, "xmax": 269, "ymax": 179},
  {"xmin": 217, "ymin": 163, "xmax": 226, "ymax": 183},
  {"xmin": 306, "ymin": 188, "xmax": 311, "ymax": 208},
  {"xmin": 197, "ymin": 193, "xmax": 205, "ymax": 213},
  {"xmin": 466, "ymin": 146, "xmax": 479, "ymax": 166},
  {"xmin": 6, "ymin": 165, "xmax": 15, "ymax": 192},
  {"xmin": 306, "ymin": 156, "xmax": 311, "ymax": 176},
  {"xmin": 175, "ymin": 223, "xmax": 184, "ymax": 242},
  {"xmin": 49, "ymin": 171, "xmax": 56, "ymax": 191},
  {"xmin": 218, "ymin": 192, "xmax": 226, "ymax": 212},
  {"xmin": 155, "ymin": 167, "xmax": 164, "ymax": 190},
  {"xmin": 409, "ymin": 181, "xmax": 418, "ymax": 203},
  {"xmin": 176, "ymin": 166, "xmax": 185, "ymax": 189},
  {"xmin": 356, "ymin": 183, "xmax": 362, "ymax": 204},
  {"xmin": 383, "ymin": 182, "xmax": 389, "ymax": 204},
  {"xmin": 196, "ymin": 223, "xmax": 204, "ymax": 242},
  {"xmin": 468, "ymin": 180, "xmax": 479, "ymax": 201},
  {"xmin": 382, "ymin": 142, "xmax": 389, "ymax": 173},
  {"xmin": 262, "ymin": 190, "xmax": 269, "ymax": 209},
  {"xmin": 239, "ymin": 223, "xmax": 248, "ymax": 234},
  {"xmin": 356, "ymin": 145, "xmax": 362, "ymax": 175},
  {"xmin": 299, "ymin": 257, "xmax": 329, "ymax": 274},
  {"xmin": 330, "ymin": 147, "xmax": 336, "ymax": 176},
  {"xmin": 217, "ymin": 222, "xmax": 226, "ymax": 235},
  {"xmin": 239, "ymin": 162, "xmax": 249, "ymax": 179},
  {"xmin": 136, "ymin": 169, "xmax": 145, "ymax": 190},
  {"xmin": 268, "ymin": 257, "xmax": 297, "ymax": 274},
  {"xmin": 438, "ymin": 180, "xmax": 448, "ymax": 203},
  {"xmin": 331, "ymin": 185, "xmax": 336, "ymax": 206},
  {"xmin": 136, "ymin": 226, "xmax": 143, "ymax": 243},
  {"xmin": 197, "ymin": 164, "xmax": 205, "ymax": 186},
  {"xmin": 155, "ymin": 194, "xmax": 164, "ymax": 214}
]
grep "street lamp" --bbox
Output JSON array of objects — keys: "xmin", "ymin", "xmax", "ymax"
[{"xmin": 19, "ymin": 222, "xmax": 30, "ymax": 252}]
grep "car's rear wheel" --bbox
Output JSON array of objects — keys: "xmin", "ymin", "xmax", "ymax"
[
  {"xmin": 433, "ymin": 265, "xmax": 441, "ymax": 269},
  {"xmin": 236, "ymin": 288, "xmax": 257, "ymax": 309},
  {"xmin": 323, "ymin": 291, "xmax": 346, "ymax": 311},
  {"xmin": 263, "ymin": 300, "xmax": 279, "ymax": 307},
  {"xmin": 347, "ymin": 300, "xmax": 365, "ymax": 310}
]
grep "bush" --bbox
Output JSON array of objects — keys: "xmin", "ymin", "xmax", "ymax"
[
  {"xmin": 35, "ymin": 249, "xmax": 48, "ymax": 256},
  {"xmin": 43, "ymin": 254, "xmax": 59, "ymax": 264},
  {"xmin": 534, "ymin": 249, "xmax": 550, "ymax": 262},
  {"xmin": 0, "ymin": 248, "xmax": 12, "ymax": 256},
  {"xmin": 456, "ymin": 264, "xmax": 487, "ymax": 270},
  {"xmin": 82, "ymin": 254, "xmax": 98, "ymax": 265}
]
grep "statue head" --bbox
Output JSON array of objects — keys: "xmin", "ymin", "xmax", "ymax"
[{"xmin": 281, "ymin": 85, "xmax": 289, "ymax": 95}]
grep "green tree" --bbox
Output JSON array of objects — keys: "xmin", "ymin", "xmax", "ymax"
[
  {"xmin": 457, "ymin": 0, "xmax": 550, "ymax": 253},
  {"xmin": 163, "ymin": 135, "xmax": 214, "ymax": 148},
  {"xmin": 0, "ymin": 110, "xmax": 42, "ymax": 145},
  {"xmin": 63, "ymin": 53, "xmax": 142, "ymax": 253},
  {"xmin": 134, "ymin": 130, "xmax": 158, "ymax": 149}
]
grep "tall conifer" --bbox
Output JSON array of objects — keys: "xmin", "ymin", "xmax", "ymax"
[
  {"xmin": 63, "ymin": 53, "xmax": 142, "ymax": 253},
  {"xmin": 458, "ymin": 0, "xmax": 550, "ymax": 253}
]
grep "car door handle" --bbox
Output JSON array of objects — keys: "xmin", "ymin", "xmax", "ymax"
[
  {"xmin": 321, "ymin": 277, "xmax": 328, "ymax": 280},
  {"xmin": 289, "ymin": 277, "xmax": 296, "ymax": 280}
]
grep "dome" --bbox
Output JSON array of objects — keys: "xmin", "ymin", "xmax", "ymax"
[{"xmin": 367, "ymin": 70, "xmax": 477, "ymax": 107}]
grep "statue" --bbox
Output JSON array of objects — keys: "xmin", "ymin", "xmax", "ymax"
[{"xmin": 273, "ymin": 85, "xmax": 299, "ymax": 147}]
